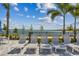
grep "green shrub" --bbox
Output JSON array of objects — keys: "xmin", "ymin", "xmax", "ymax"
[
  {"xmin": 37, "ymin": 35, "xmax": 42, "ymax": 44},
  {"xmin": 9, "ymin": 34, "xmax": 19, "ymax": 40},
  {"xmin": 0, "ymin": 34, "xmax": 4, "ymax": 37},
  {"xmin": 37, "ymin": 38, "xmax": 41, "ymax": 44},
  {"xmin": 48, "ymin": 38, "xmax": 52, "ymax": 45},
  {"xmin": 71, "ymin": 37, "xmax": 77, "ymax": 43},
  {"xmin": 58, "ymin": 36, "xmax": 64, "ymax": 43}
]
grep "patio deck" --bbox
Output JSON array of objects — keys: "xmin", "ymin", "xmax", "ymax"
[{"xmin": 0, "ymin": 40, "xmax": 79, "ymax": 56}]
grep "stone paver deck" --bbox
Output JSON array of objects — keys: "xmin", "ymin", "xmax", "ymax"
[{"xmin": 0, "ymin": 40, "xmax": 79, "ymax": 56}]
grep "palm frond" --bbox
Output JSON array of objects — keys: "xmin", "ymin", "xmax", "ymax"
[
  {"xmin": 3, "ymin": 3, "xmax": 9, "ymax": 9},
  {"xmin": 55, "ymin": 3, "xmax": 73, "ymax": 14},
  {"xmin": 47, "ymin": 10, "xmax": 61, "ymax": 20},
  {"xmin": 70, "ymin": 4, "xmax": 79, "ymax": 17},
  {"xmin": 55, "ymin": 3, "xmax": 66, "ymax": 12},
  {"xmin": 66, "ymin": 4, "xmax": 74, "ymax": 12}
]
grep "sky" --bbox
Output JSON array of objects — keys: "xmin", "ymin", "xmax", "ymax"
[{"xmin": 0, "ymin": 3, "xmax": 79, "ymax": 30}]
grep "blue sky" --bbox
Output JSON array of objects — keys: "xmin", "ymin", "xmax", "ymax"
[{"xmin": 0, "ymin": 3, "xmax": 79, "ymax": 30}]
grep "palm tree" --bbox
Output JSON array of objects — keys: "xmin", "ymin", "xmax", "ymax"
[
  {"xmin": 3, "ymin": 3, "xmax": 10, "ymax": 38},
  {"xmin": 28, "ymin": 24, "xmax": 33, "ymax": 43},
  {"xmin": 47, "ymin": 4, "xmax": 73, "ymax": 44},
  {"xmin": 13, "ymin": 27, "xmax": 18, "ymax": 34},
  {"xmin": 69, "ymin": 4, "xmax": 79, "ymax": 42},
  {"xmin": 40, "ymin": 25, "xmax": 44, "ymax": 39},
  {"xmin": 3, "ymin": 24, "xmax": 7, "ymax": 35},
  {"xmin": 37, "ymin": 35, "xmax": 41, "ymax": 54},
  {"xmin": 13, "ymin": 27, "xmax": 19, "ymax": 40},
  {"xmin": 47, "ymin": 3, "xmax": 73, "ymax": 35}
]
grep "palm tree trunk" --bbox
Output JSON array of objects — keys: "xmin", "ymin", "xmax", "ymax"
[
  {"xmin": 38, "ymin": 44, "xmax": 40, "ymax": 54},
  {"xmin": 6, "ymin": 5, "xmax": 9, "ymax": 38},
  {"xmin": 74, "ymin": 16, "xmax": 77, "ymax": 42},
  {"xmin": 28, "ymin": 32, "xmax": 31, "ymax": 43},
  {"xmin": 63, "ymin": 14, "xmax": 65, "ymax": 35}
]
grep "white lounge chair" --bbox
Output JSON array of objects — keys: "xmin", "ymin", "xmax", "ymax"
[
  {"xmin": 76, "ymin": 33, "xmax": 79, "ymax": 44},
  {"xmin": 66, "ymin": 44, "xmax": 79, "ymax": 55},
  {"xmin": 2, "ymin": 37, "xmax": 9, "ymax": 44},
  {"xmin": 52, "ymin": 36, "xmax": 59, "ymax": 45},
  {"xmin": 23, "ymin": 44, "xmax": 37, "ymax": 55},
  {"xmin": 7, "ymin": 35, "xmax": 28, "ymax": 50},
  {"xmin": 40, "ymin": 34, "xmax": 48, "ymax": 44},
  {"xmin": 51, "ymin": 36, "xmax": 59, "ymax": 52},
  {"xmin": 63, "ymin": 34, "xmax": 71, "ymax": 44},
  {"xmin": 31, "ymin": 35, "xmax": 37, "ymax": 43},
  {"xmin": 52, "ymin": 35, "xmax": 68, "ymax": 55},
  {"xmin": 0, "ymin": 37, "xmax": 9, "ymax": 45},
  {"xmin": 39, "ymin": 44, "xmax": 52, "ymax": 55}
]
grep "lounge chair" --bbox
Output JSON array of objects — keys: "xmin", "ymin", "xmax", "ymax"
[
  {"xmin": 8, "ymin": 36, "xmax": 28, "ymax": 51},
  {"xmin": 39, "ymin": 44, "xmax": 52, "ymax": 55},
  {"xmin": 31, "ymin": 35, "xmax": 37, "ymax": 43},
  {"xmin": 23, "ymin": 44, "xmax": 37, "ymax": 55},
  {"xmin": 72, "ymin": 33, "xmax": 79, "ymax": 45},
  {"xmin": 19, "ymin": 36, "xmax": 26, "ymax": 44},
  {"xmin": 19, "ymin": 35, "xmax": 29, "ymax": 43},
  {"xmin": 52, "ymin": 35, "xmax": 68, "ymax": 55},
  {"xmin": 66, "ymin": 32, "xmax": 79, "ymax": 55},
  {"xmin": 52, "ymin": 36, "xmax": 59, "ymax": 45},
  {"xmin": 7, "ymin": 37, "xmax": 28, "ymax": 55},
  {"xmin": 51, "ymin": 36, "xmax": 59, "ymax": 53},
  {"xmin": 41, "ymin": 34, "xmax": 49, "ymax": 44},
  {"xmin": 63, "ymin": 34, "xmax": 71, "ymax": 44},
  {"xmin": 0, "ymin": 37, "xmax": 8, "ymax": 45},
  {"xmin": 8, "ymin": 48, "xmax": 21, "ymax": 54},
  {"xmin": 24, "ymin": 48, "xmax": 36, "ymax": 54},
  {"xmin": 66, "ymin": 44, "xmax": 79, "ymax": 55},
  {"xmin": 76, "ymin": 33, "xmax": 79, "ymax": 44},
  {"xmin": 68, "ymin": 33, "xmax": 79, "ymax": 55},
  {"xmin": 2, "ymin": 37, "xmax": 9, "ymax": 44}
]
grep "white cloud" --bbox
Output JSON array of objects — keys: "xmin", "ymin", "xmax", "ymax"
[
  {"xmin": 40, "ymin": 10, "xmax": 46, "ymax": 13},
  {"xmin": 26, "ymin": 15, "xmax": 30, "ymax": 18},
  {"xmin": 38, "ymin": 17, "xmax": 43, "ymax": 20},
  {"xmin": 11, "ymin": 3, "xmax": 19, "ymax": 12},
  {"xmin": 36, "ymin": 3, "xmax": 42, "ymax": 9},
  {"xmin": 36, "ymin": 3, "xmax": 56, "ymax": 10},
  {"xmin": 53, "ymin": 16, "xmax": 63, "ymax": 25},
  {"xmin": 46, "ymin": 14, "xmax": 53, "ymax": 23},
  {"xmin": 32, "ymin": 16, "xmax": 35, "ymax": 18},
  {"xmin": 3, "ymin": 17, "xmax": 6, "ymax": 21},
  {"xmin": 11, "ymin": 3, "xmax": 18, "ymax": 6},
  {"xmin": 2, "ymin": 17, "xmax": 7, "ymax": 25},
  {"xmin": 38, "ymin": 14, "xmax": 52, "ymax": 23},
  {"xmin": 38, "ymin": 14, "xmax": 64, "ymax": 27},
  {"xmin": 36, "ymin": 3, "xmax": 57, "ymax": 14},
  {"xmin": 44, "ymin": 3, "xmax": 56, "ymax": 9},
  {"xmin": 24, "ymin": 7, "xmax": 28, "ymax": 12},
  {"xmin": 2, "ymin": 17, "xmax": 12, "ymax": 27},
  {"xmin": 36, "ymin": 3, "xmax": 46, "ymax": 11},
  {"xmin": 17, "ymin": 14, "xmax": 23, "ymax": 16},
  {"xmin": 13, "ymin": 3, "xmax": 18, "ymax": 6},
  {"xmin": 59, "ymin": 16, "xmax": 63, "ymax": 20},
  {"xmin": 12, "ymin": 24, "xmax": 22, "ymax": 29},
  {"xmin": 14, "ymin": 7, "xmax": 19, "ymax": 11},
  {"xmin": 26, "ymin": 15, "xmax": 35, "ymax": 19},
  {"xmin": 10, "ymin": 21, "xmax": 23, "ymax": 29}
]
